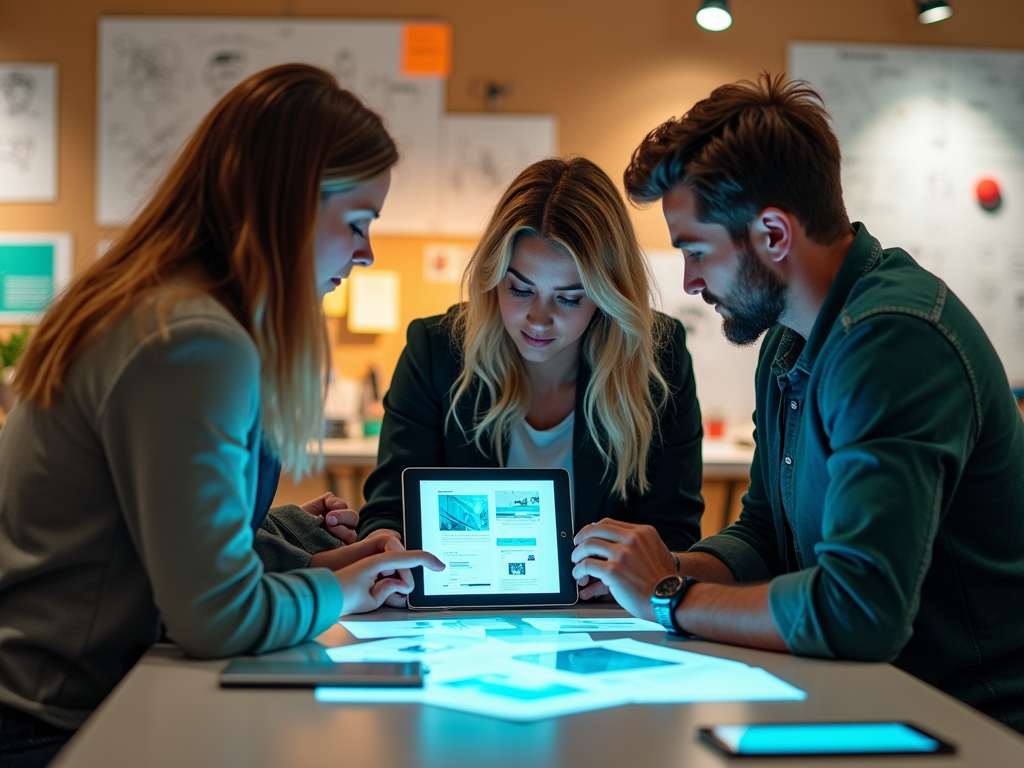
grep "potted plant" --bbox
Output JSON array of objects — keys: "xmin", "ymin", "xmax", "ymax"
[{"xmin": 0, "ymin": 326, "xmax": 31, "ymax": 415}]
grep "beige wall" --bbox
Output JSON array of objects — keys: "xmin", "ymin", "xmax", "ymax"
[{"xmin": 2, "ymin": 0, "xmax": 1023, "ymax": 389}]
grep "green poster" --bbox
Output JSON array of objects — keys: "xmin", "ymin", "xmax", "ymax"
[{"xmin": 0, "ymin": 244, "xmax": 55, "ymax": 312}]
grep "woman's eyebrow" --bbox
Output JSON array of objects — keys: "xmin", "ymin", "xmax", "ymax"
[{"xmin": 507, "ymin": 267, "xmax": 583, "ymax": 292}]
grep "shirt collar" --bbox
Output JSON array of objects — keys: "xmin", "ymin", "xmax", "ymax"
[{"xmin": 769, "ymin": 222, "xmax": 881, "ymax": 378}]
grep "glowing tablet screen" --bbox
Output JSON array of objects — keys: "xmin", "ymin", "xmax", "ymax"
[{"xmin": 418, "ymin": 479, "xmax": 561, "ymax": 595}]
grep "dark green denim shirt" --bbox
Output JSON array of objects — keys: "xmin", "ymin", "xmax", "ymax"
[{"xmin": 692, "ymin": 224, "xmax": 1024, "ymax": 732}]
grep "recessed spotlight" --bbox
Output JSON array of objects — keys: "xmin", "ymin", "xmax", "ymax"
[
  {"xmin": 696, "ymin": 0, "xmax": 732, "ymax": 32},
  {"xmin": 917, "ymin": 1, "xmax": 954, "ymax": 24}
]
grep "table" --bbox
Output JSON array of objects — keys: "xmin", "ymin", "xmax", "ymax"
[{"xmin": 51, "ymin": 607, "xmax": 1024, "ymax": 768}]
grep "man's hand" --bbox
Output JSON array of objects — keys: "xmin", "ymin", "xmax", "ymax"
[
  {"xmin": 571, "ymin": 519, "xmax": 677, "ymax": 621},
  {"xmin": 300, "ymin": 493, "xmax": 358, "ymax": 544},
  {"xmin": 334, "ymin": 549, "xmax": 445, "ymax": 615}
]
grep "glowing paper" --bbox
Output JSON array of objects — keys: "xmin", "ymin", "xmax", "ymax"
[
  {"xmin": 339, "ymin": 617, "xmax": 516, "ymax": 640},
  {"xmin": 316, "ymin": 635, "xmax": 806, "ymax": 720},
  {"xmin": 521, "ymin": 616, "xmax": 665, "ymax": 633}
]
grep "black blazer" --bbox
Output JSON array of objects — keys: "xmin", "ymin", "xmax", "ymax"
[{"xmin": 357, "ymin": 307, "xmax": 705, "ymax": 551}]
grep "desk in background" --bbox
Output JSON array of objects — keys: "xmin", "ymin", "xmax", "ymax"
[
  {"xmin": 50, "ymin": 606, "xmax": 1024, "ymax": 768},
  {"xmin": 317, "ymin": 437, "xmax": 755, "ymax": 540}
]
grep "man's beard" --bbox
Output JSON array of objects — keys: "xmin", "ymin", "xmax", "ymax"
[{"xmin": 702, "ymin": 245, "xmax": 786, "ymax": 346}]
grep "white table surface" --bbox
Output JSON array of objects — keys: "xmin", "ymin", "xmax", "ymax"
[{"xmin": 51, "ymin": 606, "xmax": 1024, "ymax": 768}]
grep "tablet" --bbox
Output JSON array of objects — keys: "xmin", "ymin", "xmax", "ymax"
[
  {"xmin": 219, "ymin": 660, "xmax": 423, "ymax": 688},
  {"xmin": 697, "ymin": 722, "xmax": 956, "ymax": 757},
  {"xmin": 402, "ymin": 467, "xmax": 577, "ymax": 609}
]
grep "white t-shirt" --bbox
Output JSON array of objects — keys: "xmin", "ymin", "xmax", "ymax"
[{"xmin": 506, "ymin": 411, "xmax": 575, "ymax": 497}]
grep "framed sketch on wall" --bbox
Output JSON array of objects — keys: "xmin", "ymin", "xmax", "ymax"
[{"xmin": 0, "ymin": 63, "xmax": 58, "ymax": 202}]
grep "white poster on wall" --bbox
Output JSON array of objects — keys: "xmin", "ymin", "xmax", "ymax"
[
  {"xmin": 789, "ymin": 41, "xmax": 1024, "ymax": 382},
  {"xmin": 440, "ymin": 114, "xmax": 557, "ymax": 236},
  {"xmin": 0, "ymin": 64, "xmax": 57, "ymax": 202},
  {"xmin": 96, "ymin": 17, "xmax": 445, "ymax": 233}
]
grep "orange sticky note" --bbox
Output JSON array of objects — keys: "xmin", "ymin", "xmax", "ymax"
[{"xmin": 401, "ymin": 22, "xmax": 452, "ymax": 78}]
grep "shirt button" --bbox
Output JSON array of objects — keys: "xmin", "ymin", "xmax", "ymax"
[
  {"xmin": 784, "ymin": 456, "xmax": 793, "ymax": 465},
  {"xmin": 790, "ymin": 400, "xmax": 798, "ymax": 410}
]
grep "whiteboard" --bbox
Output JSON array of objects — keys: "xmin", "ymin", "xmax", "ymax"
[
  {"xmin": 789, "ymin": 42, "xmax": 1024, "ymax": 382},
  {"xmin": 0, "ymin": 64, "xmax": 57, "ymax": 202},
  {"xmin": 647, "ymin": 250, "xmax": 759, "ymax": 423},
  {"xmin": 96, "ymin": 17, "xmax": 445, "ymax": 233},
  {"xmin": 440, "ymin": 114, "xmax": 557, "ymax": 236}
]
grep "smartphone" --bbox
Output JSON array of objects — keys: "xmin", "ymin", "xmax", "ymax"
[
  {"xmin": 698, "ymin": 722, "xmax": 956, "ymax": 757},
  {"xmin": 219, "ymin": 660, "xmax": 423, "ymax": 688}
]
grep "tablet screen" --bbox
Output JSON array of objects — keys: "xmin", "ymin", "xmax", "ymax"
[
  {"xmin": 418, "ymin": 479, "xmax": 561, "ymax": 595},
  {"xmin": 402, "ymin": 468, "xmax": 576, "ymax": 608}
]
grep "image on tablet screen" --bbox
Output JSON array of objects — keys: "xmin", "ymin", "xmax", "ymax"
[{"xmin": 419, "ymin": 479, "xmax": 561, "ymax": 596}]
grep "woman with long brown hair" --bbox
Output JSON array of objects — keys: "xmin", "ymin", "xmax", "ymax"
[
  {"xmin": 357, "ymin": 157, "xmax": 704, "ymax": 590},
  {"xmin": 0, "ymin": 64, "xmax": 442, "ymax": 766}
]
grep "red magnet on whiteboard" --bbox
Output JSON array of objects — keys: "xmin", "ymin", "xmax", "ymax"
[{"xmin": 975, "ymin": 178, "xmax": 1002, "ymax": 212}]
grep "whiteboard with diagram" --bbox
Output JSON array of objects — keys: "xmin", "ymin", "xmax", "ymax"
[
  {"xmin": 789, "ymin": 41, "xmax": 1024, "ymax": 383},
  {"xmin": 96, "ymin": 17, "xmax": 446, "ymax": 232}
]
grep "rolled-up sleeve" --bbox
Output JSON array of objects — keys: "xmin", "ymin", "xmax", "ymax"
[
  {"xmin": 100, "ymin": 318, "xmax": 343, "ymax": 658},
  {"xmin": 768, "ymin": 315, "xmax": 975, "ymax": 661}
]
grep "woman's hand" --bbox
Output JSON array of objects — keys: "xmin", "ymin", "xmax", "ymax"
[
  {"xmin": 300, "ymin": 492, "xmax": 358, "ymax": 544},
  {"xmin": 335, "ymin": 549, "xmax": 445, "ymax": 615},
  {"xmin": 309, "ymin": 534, "xmax": 392, "ymax": 571}
]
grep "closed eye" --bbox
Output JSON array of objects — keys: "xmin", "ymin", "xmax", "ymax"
[
  {"xmin": 557, "ymin": 296, "xmax": 582, "ymax": 308},
  {"xmin": 508, "ymin": 286, "xmax": 532, "ymax": 298}
]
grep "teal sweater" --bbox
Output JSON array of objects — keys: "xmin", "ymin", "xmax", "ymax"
[
  {"xmin": 0, "ymin": 294, "xmax": 343, "ymax": 730},
  {"xmin": 693, "ymin": 224, "xmax": 1024, "ymax": 732}
]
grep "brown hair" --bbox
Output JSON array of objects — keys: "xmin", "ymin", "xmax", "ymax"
[
  {"xmin": 449, "ymin": 157, "xmax": 670, "ymax": 499},
  {"xmin": 624, "ymin": 73, "xmax": 850, "ymax": 245},
  {"xmin": 15, "ymin": 63, "xmax": 398, "ymax": 473}
]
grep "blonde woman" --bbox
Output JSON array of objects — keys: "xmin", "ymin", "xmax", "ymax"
[
  {"xmin": 358, "ymin": 157, "xmax": 704, "ymax": 594},
  {"xmin": 0, "ymin": 64, "xmax": 443, "ymax": 766}
]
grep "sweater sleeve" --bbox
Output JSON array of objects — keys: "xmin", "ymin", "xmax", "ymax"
[
  {"xmin": 99, "ymin": 318, "xmax": 344, "ymax": 657},
  {"xmin": 255, "ymin": 505, "xmax": 341, "ymax": 572}
]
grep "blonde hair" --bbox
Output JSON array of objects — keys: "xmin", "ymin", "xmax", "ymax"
[
  {"xmin": 449, "ymin": 157, "xmax": 670, "ymax": 499},
  {"xmin": 15, "ymin": 64, "xmax": 398, "ymax": 475}
]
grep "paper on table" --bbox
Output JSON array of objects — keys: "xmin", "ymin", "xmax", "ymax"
[
  {"xmin": 521, "ymin": 616, "xmax": 665, "ymax": 633},
  {"xmin": 326, "ymin": 635, "xmax": 506, "ymax": 664},
  {"xmin": 316, "ymin": 636, "xmax": 806, "ymax": 720},
  {"xmin": 339, "ymin": 617, "xmax": 516, "ymax": 639}
]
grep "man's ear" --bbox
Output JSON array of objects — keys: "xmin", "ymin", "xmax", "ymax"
[{"xmin": 749, "ymin": 208, "xmax": 793, "ymax": 264}]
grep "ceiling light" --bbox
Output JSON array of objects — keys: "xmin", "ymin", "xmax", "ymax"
[
  {"xmin": 917, "ymin": 1, "xmax": 954, "ymax": 24},
  {"xmin": 696, "ymin": 0, "xmax": 732, "ymax": 32}
]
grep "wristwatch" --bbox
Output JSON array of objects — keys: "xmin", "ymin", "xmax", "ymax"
[{"xmin": 650, "ymin": 574, "xmax": 699, "ymax": 635}]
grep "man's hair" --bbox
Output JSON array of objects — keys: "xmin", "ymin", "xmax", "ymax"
[{"xmin": 624, "ymin": 73, "xmax": 851, "ymax": 245}]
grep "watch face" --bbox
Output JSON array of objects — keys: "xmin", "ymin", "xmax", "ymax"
[{"xmin": 653, "ymin": 575, "xmax": 684, "ymax": 598}]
